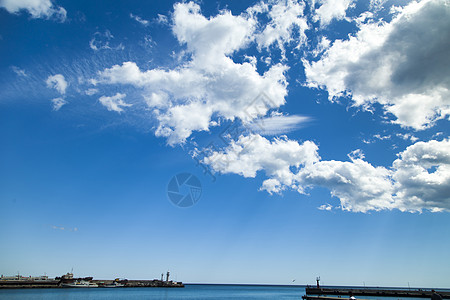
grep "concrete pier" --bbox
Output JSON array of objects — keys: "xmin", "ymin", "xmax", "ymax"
[
  {"xmin": 306, "ymin": 287, "xmax": 450, "ymax": 299},
  {"xmin": 0, "ymin": 275, "xmax": 184, "ymax": 289}
]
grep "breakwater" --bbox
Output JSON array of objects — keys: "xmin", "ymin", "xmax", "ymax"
[
  {"xmin": 306, "ymin": 287, "xmax": 450, "ymax": 299},
  {"xmin": 0, "ymin": 274, "xmax": 184, "ymax": 289}
]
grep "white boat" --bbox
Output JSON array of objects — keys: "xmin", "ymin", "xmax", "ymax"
[
  {"xmin": 61, "ymin": 280, "xmax": 98, "ymax": 288},
  {"xmin": 104, "ymin": 281, "xmax": 125, "ymax": 288}
]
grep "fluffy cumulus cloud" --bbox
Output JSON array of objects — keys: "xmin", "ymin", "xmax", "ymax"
[
  {"xmin": 94, "ymin": 1, "xmax": 313, "ymax": 145},
  {"xmin": 46, "ymin": 74, "xmax": 68, "ymax": 109},
  {"xmin": 203, "ymin": 134, "xmax": 450, "ymax": 213},
  {"xmin": 312, "ymin": 0, "xmax": 355, "ymax": 26},
  {"xmin": 46, "ymin": 74, "xmax": 67, "ymax": 95},
  {"xmin": 304, "ymin": 0, "xmax": 450, "ymax": 130},
  {"xmin": 0, "ymin": 0, "xmax": 66, "ymax": 20},
  {"xmin": 249, "ymin": 0, "xmax": 308, "ymax": 52},
  {"xmin": 82, "ymin": 0, "xmax": 448, "ymax": 214},
  {"xmin": 392, "ymin": 139, "xmax": 450, "ymax": 212},
  {"xmin": 296, "ymin": 155, "xmax": 396, "ymax": 212},
  {"xmin": 202, "ymin": 134, "xmax": 320, "ymax": 194},
  {"xmin": 98, "ymin": 93, "xmax": 132, "ymax": 113}
]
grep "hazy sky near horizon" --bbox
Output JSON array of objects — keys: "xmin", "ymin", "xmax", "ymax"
[{"xmin": 1, "ymin": 0, "xmax": 449, "ymax": 287}]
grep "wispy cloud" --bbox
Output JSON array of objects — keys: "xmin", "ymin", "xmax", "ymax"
[
  {"xmin": 51, "ymin": 225, "xmax": 78, "ymax": 232},
  {"xmin": 51, "ymin": 97, "xmax": 67, "ymax": 111},
  {"xmin": 89, "ymin": 30, "xmax": 124, "ymax": 51},
  {"xmin": 249, "ymin": 114, "xmax": 312, "ymax": 135},
  {"xmin": 11, "ymin": 66, "xmax": 27, "ymax": 77},
  {"xmin": 318, "ymin": 204, "xmax": 333, "ymax": 211},
  {"xmin": 99, "ymin": 93, "xmax": 132, "ymax": 113},
  {"xmin": 130, "ymin": 13, "xmax": 149, "ymax": 26},
  {"xmin": 155, "ymin": 14, "xmax": 168, "ymax": 25}
]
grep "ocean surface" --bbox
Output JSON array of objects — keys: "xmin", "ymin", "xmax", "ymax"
[
  {"xmin": 1, "ymin": 285, "xmax": 448, "ymax": 300},
  {"xmin": 0, "ymin": 284, "xmax": 305, "ymax": 300}
]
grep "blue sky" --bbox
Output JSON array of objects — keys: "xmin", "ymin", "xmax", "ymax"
[{"xmin": 0, "ymin": 0, "xmax": 449, "ymax": 287}]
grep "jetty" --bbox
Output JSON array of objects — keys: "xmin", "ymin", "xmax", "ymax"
[
  {"xmin": 0, "ymin": 271, "xmax": 184, "ymax": 289},
  {"xmin": 303, "ymin": 296, "xmax": 371, "ymax": 300},
  {"xmin": 305, "ymin": 278, "xmax": 450, "ymax": 299},
  {"xmin": 306, "ymin": 287, "xmax": 450, "ymax": 299}
]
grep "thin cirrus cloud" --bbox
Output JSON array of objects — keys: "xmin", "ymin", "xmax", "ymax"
[
  {"xmin": 130, "ymin": 13, "xmax": 149, "ymax": 26},
  {"xmin": 0, "ymin": 0, "xmax": 66, "ymax": 21},
  {"xmin": 304, "ymin": 0, "xmax": 450, "ymax": 130},
  {"xmin": 52, "ymin": 225, "xmax": 78, "ymax": 232},
  {"xmin": 248, "ymin": 114, "xmax": 312, "ymax": 135},
  {"xmin": 11, "ymin": 66, "xmax": 28, "ymax": 77}
]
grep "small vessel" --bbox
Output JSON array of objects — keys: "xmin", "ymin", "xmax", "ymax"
[
  {"xmin": 104, "ymin": 281, "xmax": 125, "ymax": 288},
  {"xmin": 61, "ymin": 279, "xmax": 98, "ymax": 288}
]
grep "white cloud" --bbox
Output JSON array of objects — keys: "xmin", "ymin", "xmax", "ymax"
[
  {"xmin": 396, "ymin": 133, "xmax": 418, "ymax": 142},
  {"xmin": 392, "ymin": 139, "xmax": 450, "ymax": 212},
  {"xmin": 311, "ymin": 36, "xmax": 331, "ymax": 57},
  {"xmin": 46, "ymin": 74, "xmax": 67, "ymax": 94},
  {"xmin": 130, "ymin": 13, "xmax": 149, "ymax": 26},
  {"xmin": 0, "ymin": 0, "xmax": 66, "ymax": 21},
  {"xmin": 249, "ymin": 114, "xmax": 312, "ymax": 135},
  {"xmin": 89, "ymin": 30, "xmax": 124, "ymax": 51},
  {"xmin": 203, "ymin": 133, "xmax": 450, "ymax": 213},
  {"xmin": 156, "ymin": 14, "xmax": 169, "ymax": 25},
  {"xmin": 313, "ymin": 0, "xmax": 355, "ymax": 26},
  {"xmin": 369, "ymin": 0, "xmax": 388, "ymax": 12},
  {"xmin": 249, "ymin": 0, "xmax": 308, "ymax": 53},
  {"xmin": 98, "ymin": 93, "xmax": 132, "ymax": 113},
  {"xmin": 11, "ymin": 66, "xmax": 27, "ymax": 77},
  {"xmin": 52, "ymin": 225, "xmax": 78, "ymax": 232},
  {"xmin": 95, "ymin": 2, "xmax": 290, "ymax": 145},
  {"xmin": 347, "ymin": 149, "xmax": 365, "ymax": 160},
  {"xmin": 373, "ymin": 134, "xmax": 391, "ymax": 141},
  {"xmin": 51, "ymin": 97, "xmax": 67, "ymax": 111},
  {"xmin": 318, "ymin": 203, "xmax": 333, "ymax": 211},
  {"xmin": 296, "ymin": 155, "xmax": 395, "ymax": 212},
  {"xmin": 85, "ymin": 88, "xmax": 98, "ymax": 96},
  {"xmin": 203, "ymin": 134, "xmax": 320, "ymax": 194},
  {"xmin": 304, "ymin": 0, "xmax": 450, "ymax": 130}
]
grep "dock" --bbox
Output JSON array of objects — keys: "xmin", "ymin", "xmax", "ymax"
[
  {"xmin": 306, "ymin": 287, "xmax": 450, "ymax": 299},
  {"xmin": 303, "ymin": 296, "xmax": 371, "ymax": 300},
  {"xmin": 0, "ymin": 272, "xmax": 184, "ymax": 289}
]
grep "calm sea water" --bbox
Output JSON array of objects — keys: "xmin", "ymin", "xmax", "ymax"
[
  {"xmin": 0, "ymin": 284, "xmax": 305, "ymax": 300},
  {"xmin": 1, "ymin": 285, "xmax": 447, "ymax": 300}
]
